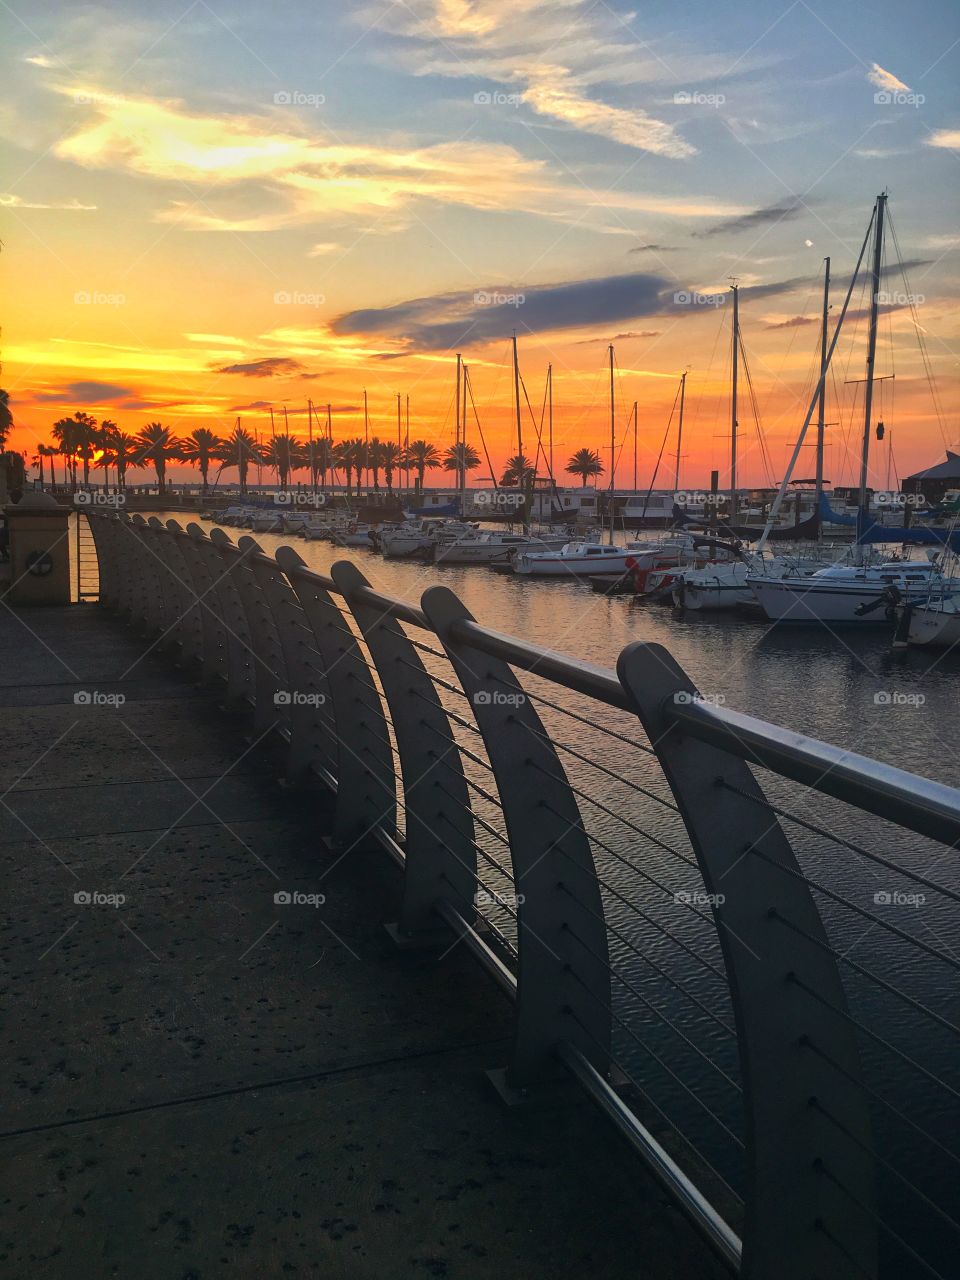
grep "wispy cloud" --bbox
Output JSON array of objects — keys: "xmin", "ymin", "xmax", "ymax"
[
  {"xmin": 0, "ymin": 194, "xmax": 96, "ymax": 210},
  {"xmin": 333, "ymin": 271, "xmax": 669, "ymax": 350},
  {"xmin": 926, "ymin": 129, "xmax": 960, "ymax": 151},
  {"xmin": 699, "ymin": 197, "xmax": 809, "ymax": 238},
  {"xmin": 216, "ymin": 358, "xmax": 306, "ymax": 377},
  {"xmin": 867, "ymin": 63, "xmax": 910, "ymax": 93}
]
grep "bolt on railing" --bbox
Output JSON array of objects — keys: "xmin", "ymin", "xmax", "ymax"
[{"xmin": 82, "ymin": 511, "xmax": 960, "ymax": 1280}]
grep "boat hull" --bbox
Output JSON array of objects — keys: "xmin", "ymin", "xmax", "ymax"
[
  {"xmin": 904, "ymin": 603, "xmax": 960, "ymax": 648},
  {"xmin": 749, "ymin": 577, "xmax": 943, "ymax": 624}
]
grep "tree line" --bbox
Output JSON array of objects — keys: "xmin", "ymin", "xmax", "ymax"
[{"xmin": 7, "ymin": 403, "xmax": 608, "ymax": 495}]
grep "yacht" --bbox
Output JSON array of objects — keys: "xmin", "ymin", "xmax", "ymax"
[{"xmin": 379, "ymin": 518, "xmax": 478, "ymax": 559}]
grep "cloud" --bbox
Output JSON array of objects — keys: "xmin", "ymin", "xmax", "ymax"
[
  {"xmin": 699, "ymin": 197, "xmax": 808, "ymax": 237},
  {"xmin": 867, "ymin": 63, "xmax": 910, "ymax": 93},
  {"xmin": 764, "ymin": 315, "xmax": 817, "ymax": 330},
  {"xmin": 307, "ymin": 242, "xmax": 342, "ymax": 257},
  {"xmin": 521, "ymin": 66, "xmax": 694, "ymax": 157},
  {"xmin": 0, "ymin": 194, "xmax": 96, "ymax": 210},
  {"xmin": 216, "ymin": 358, "xmax": 306, "ymax": 377},
  {"xmin": 926, "ymin": 129, "xmax": 960, "ymax": 151},
  {"xmin": 629, "ymin": 243, "xmax": 678, "ymax": 253},
  {"xmin": 33, "ymin": 380, "xmax": 135, "ymax": 404},
  {"xmin": 229, "ymin": 400, "xmax": 274, "ymax": 411},
  {"xmin": 24, "ymin": 54, "xmax": 55, "ymax": 68},
  {"xmin": 185, "ymin": 332, "xmax": 246, "ymax": 345},
  {"xmin": 576, "ymin": 330, "xmax": 661, "ymax": 343},
  {"xmin": 332, "ymin": 271, "xmax": 669, "ymax": 350}
]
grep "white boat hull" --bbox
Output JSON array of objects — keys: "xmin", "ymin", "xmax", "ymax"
[
  {"xmin": 904, "ymin": 602, "xmax": 960, "ymax": 648},
  {"xmin": 514, "ymin": 550, "xmax": 636, "ymax": 577},
  {"xmin": 749, "ymin": 577, "xmax": 944, "ymax": 624}
]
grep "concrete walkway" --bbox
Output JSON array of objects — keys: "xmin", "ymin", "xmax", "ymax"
[{"xmin": 0, "ymin": 603, "xmax": 729, "ymax": 1280}]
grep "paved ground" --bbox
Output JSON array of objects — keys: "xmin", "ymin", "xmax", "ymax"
[{"xmin": 0, "ymin": 603, "xmax": 730, "ymax": 1279}]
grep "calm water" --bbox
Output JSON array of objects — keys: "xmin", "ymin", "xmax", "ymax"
[{"xmin": 166, "ymin": 516, "xmax": 960, "ymax": 1276}]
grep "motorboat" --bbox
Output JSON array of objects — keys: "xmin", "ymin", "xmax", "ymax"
[
  {"xmin": 513, "ymin": 540, "xmax": 646, "ymax": 577},
  {"xmin": 331, "ymin": 521, "xmax": 376, "ymax": 548},
  {"xmin": 380, "ymin": 518, "xmax": 478, "ymax": 559},
  {"xmin": 434, "ymin": 529, "xmax": 569, "ymax": 565}
]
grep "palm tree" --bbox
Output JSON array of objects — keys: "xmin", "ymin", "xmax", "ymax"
[
  {"xmin": 499, "ymin": 453, "xmax": 536, "ymax": 488},
  {"xmin": 333, "ymin": 441, "xmax": 355, "ymax": 495},
  {"xmin": 96, "ymin": 419, "xmax": 118, "ymax": 486},
  {"xmin": 442, "ymin": 442, "xmax": 481, "ymax": 491},
  {"xmin": 0, "ymin": 389, "xmax": 12, "ymax": 450},
  {"xmin": 72, "ymin": 411, "xmax": 100, "ymax": 485},
  {"xmin": 367, "ymin": 437, "xmax": 385, "ymax": 490},
  {"xmin": 52, "ymin": 416, "xmax": 82, "ymax": 489},
  {"xmin": 263, "ymin": 433, "xmax": 305, "ymax": 491},
  {"xmin": 220, "ymin": 426, "xmax": 262, "ymax": 494},
  {"xmin": 52, "ymin": 411, "xmax": 98, "ymax": 486},
  {"xmin": 110, "ymin": 431, "xmax": 139, "ymax": 490},
  {"xmin": 565, "ymin": 447, "xmax": 605, "ymax": 487},
  {"xmin": 34, "ymin": 443, "xmax": 58, "ymax": 487},
  {"xmin": 404, "ymin": 439, "xmax": 441, "ymax": 490},
  {"xmin": 179, "ymin": 427, "xmax": 225, "ymax": 494},
  {"xmin": 379, "ymin": 441, "xmax": 401, "ymax": 493},
  {"xmin": 134, "ymin": 422, "xmax": 181, "ymax": 494},
  {"xmin": 304, "ymin": 438, "xmax": 334, "ymax": 492}
]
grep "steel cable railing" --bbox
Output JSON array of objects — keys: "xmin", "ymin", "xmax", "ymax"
[{"xmin": 83, "ymin": 512, "xmax": 960, "ymax": 1280}]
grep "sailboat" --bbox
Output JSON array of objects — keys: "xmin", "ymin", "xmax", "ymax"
[
  {"xmin": 672, "ymin": 286, "xmax": 829, "ymax": 610},
  {"xmin": 748, "ymin": 194, "xmax": 954, "ymax": 624}
]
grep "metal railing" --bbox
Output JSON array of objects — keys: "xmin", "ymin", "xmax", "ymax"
[{"xmin": 84, "ymin": 512, "xmax": 960, "ymax": 1280}]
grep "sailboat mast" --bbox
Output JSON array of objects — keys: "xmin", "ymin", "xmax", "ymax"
[
  {"xmin": 547, "ymin": 364, "xmax": 553, "ymax": 476},
  {"xmin": 454, "ymin": 352, "xmax": 462, "ymax": 495},
  {"xmin": 730, "ymin": 285, "xmax": 739, "ymax": 523},
  {"xmin": 512, "ymin": 333, "xmax": 523, "ymax": 460},
  {"xmin": 675, "ymin": 371, "xmax": 687, "ymax": 491},
  {"xmin": 632, "ymin": 401, "xmax": 638, "ymax": 491},
  {"xmin": 859, "ymin": 193, "xmax": 887, "ymax": 520},
  {"xmin": 816, "ymin": 258, "xmax": 830, "ymax": 505},
  {"xmin": 460, "ymin": 362, "xmax": 468, "ymax": 504},
  {"xmin": 396, "ymin": 393, "xmax": 402, "ymax": 495},
  {"xmin": 609, "ymin": 343, "xmax": 615, "ymax": 545},
  {"xmin": 405, "ymin": 394, "xmax": 410, "ymax": 492},
  {"xmin": 308, "ymin": 399, "xmax": 316, "ymax": 496},
  {"xmin": 363, "ymin": 388, "xmax": 369, "ymax": 492}
]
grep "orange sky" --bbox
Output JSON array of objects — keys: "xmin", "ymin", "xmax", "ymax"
[{"xmin": 3, "ymin": 4, "xmax": 958, "ymax": 491}]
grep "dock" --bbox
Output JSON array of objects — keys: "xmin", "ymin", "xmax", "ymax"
[{"xmin": 0, "ymin": 602, "xmax": 724, "ymax": 1279}]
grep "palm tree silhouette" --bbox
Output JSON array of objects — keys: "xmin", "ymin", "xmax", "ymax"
[
  {"xmin": 404, "ymin": 439, "xmax": 441, "ymax": 490},
  {"xmin": 304, "ymin": 438, "xmax": 333, "ymax": 492},
  {"xmin": 263, "ymin": 434, "xmax": 305, "ymax": 491},
  {"xmin": 134, "ymin": 423, "xmax": 181, "ymax": 494},
  {"xmin": 442, "ymin": 442, "xmax": 481, "ymax": 490},
  {"xmin": 180, "ymin": 428, "xmax": 225, "ymax": 494},
  {"xmin": 565, "ymin": 448, "xmax": 604, "ymax": 487},
  {"xmin": 0, "ymin": 389, "xmax": 13, "ymax": 450},
  {"xmin": 220, "ymin": 426, "xmax": 262, "ymax": 494},
  {"xmin": 499, "ymin": 453, "xmax": 535, "ymax": 488},
  {"xmin": 379, "ymin": 441, "xmax": 401, "ymax": 493},
  {"xmin": 52, "ymin": 416, "xmax": 83, "ymax": 489}
]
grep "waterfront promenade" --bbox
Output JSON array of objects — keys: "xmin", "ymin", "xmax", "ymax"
[{"xmin": 0, "ymin": 602, "xmax": 725, "ymax": 1279}]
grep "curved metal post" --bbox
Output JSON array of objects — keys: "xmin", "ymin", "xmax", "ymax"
[
  {"xmin": 175, "ymin": 523, "xmax": 229, "ymax": 686},
  {"xmin": 202, "ymin": 527, "xmax": 255, "ymax": 703},
  {"xmin": 276, "ymin": 547, "xmax": 396, "ymax": 848},
  {"xmin": 127, "ymin": 516, "xmax": 159, "ymax": 631},
  {"xmin": 331, "ymin": 560, "xmax": 477, "ymax": 939},
  {"xmin": 244, "ymin": 543, "xmax": 337, "ymax": 784},
  {"xmin": 209, "ymin": 530, "xmax": 288, "ymax": 735},
  {"xmin": 112, "ymin": 515, "xmax": 143, "ymax": 621},
  {"xmin": 617, "ymin": 641, "xmax": 876, "ymax": 1280},
  {"xmin": 153, "ymin": 518, "xmax": 203, "ymax": 665},
  {"xmin": 87, "ymin": 514, "xmax": 120, "ymax": 610},
  {"xmin": 420, "ymin": 584, "xmax": 611, "ymax": 1088}
]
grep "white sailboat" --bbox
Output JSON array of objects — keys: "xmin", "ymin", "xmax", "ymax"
[{"xmin": 747, "ymin": 193, "xmax": 951, "ymax": 625}]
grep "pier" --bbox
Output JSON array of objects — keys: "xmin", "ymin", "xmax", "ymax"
[{"xmin": 2, "ymin": 511, "xmax": 959, "ymax": 1279}]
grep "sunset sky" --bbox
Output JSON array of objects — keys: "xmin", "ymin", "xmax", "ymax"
[{"xmin": 2, "ymin": 0, "xmax": 958, "ymax": 489}]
